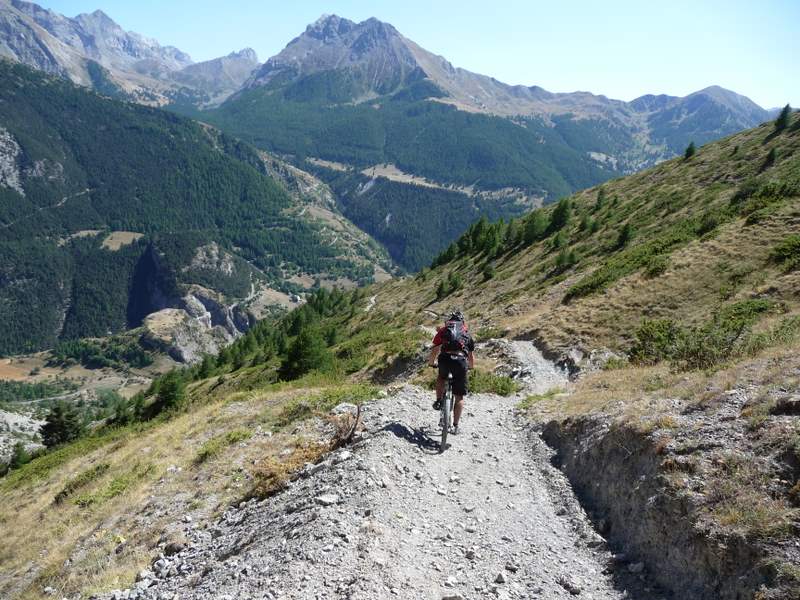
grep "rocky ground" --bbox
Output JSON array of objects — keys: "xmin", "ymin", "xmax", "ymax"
[
  {"xmin": 0, "ymin": 407, "xmax": 43, "ymax": 463},
  {"xmin": 97, "ymin": 375, "xmax": 666, "ymax": 600}
]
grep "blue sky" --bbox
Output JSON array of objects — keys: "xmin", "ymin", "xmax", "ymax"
[{"xmin": 38, "ymin": 0, "xmax": 799, "ymax": 108}]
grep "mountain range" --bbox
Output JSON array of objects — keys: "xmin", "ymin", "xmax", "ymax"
[
  {"xmin": 0, "ymin": 0, "xmax": 259, "ymax": 105},
  {"xmin": 0, "ymin": 1, "xmax": 783, "ymax": 352}
]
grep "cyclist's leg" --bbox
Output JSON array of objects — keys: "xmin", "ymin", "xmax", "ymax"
[
  {"xmin": 451, "ymin": 357, "xmax": 468, "ymax": 426},
  {"xmin": 453, "ymin": 394, "xmax": 464, "ymax": 426},
  {"xmin": 434, "ymin": 356, "xmax": 448, "ymax": 408}
]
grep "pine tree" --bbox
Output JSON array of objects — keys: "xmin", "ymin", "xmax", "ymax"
[
  {"xmin": 684, "ymin": 141, "xmax": 696, "ymax": 159},
  {"xmin": 280, "ymin": 328, "xmax": 332, "ymax": 380},
  {"xmin": 548, "ymin": 198, "xmax": 572, "ymax": 233},
  {"xmin": 774, "ymin": 104, "xmax": 791, "ymax": 131},
  {"xmin": 151, "ymin": 371, "xmax": 187, "ymax": 415},
  {"xmin": 9, "ymin": 441, "xmax": 30, "ymax": 469},
  {"xmin": 523, "ymin": 211, "xmax": 548, "ymax": 244},
  {"xmin": 594, "ymin": 188, "xmax": 606, "ymax": 212},
  {"xmin": 616, "ymin": 222, "xmax": 634, "ymax": 249},
  {"xmin": 40, "ymin": 400, "xmax": 84, "ymax": 448}
]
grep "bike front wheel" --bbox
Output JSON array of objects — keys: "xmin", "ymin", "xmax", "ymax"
[{"xmin": 440, "ymin": 392, "xmax": 451, "ymax": 453}]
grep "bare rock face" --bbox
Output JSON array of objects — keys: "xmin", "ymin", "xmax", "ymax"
[
  {"xmin": 142, "ymin": 303, "xmax": 239, "ymax": 364},
  {"xmin": 173, "ymin": 48, "xmax": 259, "ymax": 105},
  {"xmin": 5, "ymin": 1, "xmax": 192, "ymax": 79},
  {"xmin": 247, "ymin": 14, "xmax": 423, "ymax": 100},
  {"xmin": 0, "ymin": 127, "xmax": 24, "ymax": 196}
]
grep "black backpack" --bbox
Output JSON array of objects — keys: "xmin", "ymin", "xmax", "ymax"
[{"xmin": 442, "ymin": 320, "xmax": 468, "ymax": 354}]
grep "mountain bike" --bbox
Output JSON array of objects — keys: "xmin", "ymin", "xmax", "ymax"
[{"xmin": 432, "ymin": 366, "xmax": 454, "ymax": 453}]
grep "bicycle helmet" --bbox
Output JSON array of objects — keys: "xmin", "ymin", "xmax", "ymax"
[{"xmin": 448, "ymin": 310, "xmax": 465, "ymax": 322}]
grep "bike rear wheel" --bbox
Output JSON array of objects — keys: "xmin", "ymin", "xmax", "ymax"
[{"xmin": 440, "ymin": 383, "xmax": 452, "ymax": 453}]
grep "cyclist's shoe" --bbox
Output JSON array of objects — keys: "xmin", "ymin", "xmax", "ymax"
[
  {"xmin": 432, "ymin": 399, "xmax": 442, "ymax": 410},
  {"xmin": 450, "ymin": 423, "xmax": 459, "ymax": 435}
]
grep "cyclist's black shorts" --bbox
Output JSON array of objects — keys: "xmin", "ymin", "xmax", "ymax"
[{"xmin": 438, "ymin": 352, "xmax": 469, "ymax": 396}]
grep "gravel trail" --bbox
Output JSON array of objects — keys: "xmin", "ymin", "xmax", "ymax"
[{"xmin": 120, "ymin": 381, "xmax": 660, "ymax": 600}]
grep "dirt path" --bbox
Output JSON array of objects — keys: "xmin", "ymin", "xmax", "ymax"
[{"xmin": 114, "ymin": 379, "xmax": 663, "ymax": 599}]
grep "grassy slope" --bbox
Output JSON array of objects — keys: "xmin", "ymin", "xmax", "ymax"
[
  {"xmin": 368, "ymin": 114, "xmax": 800, "ymax": 357},
  {"xmin": 0, "ymin": 372, "xmax": 369, "ymax": 599}
]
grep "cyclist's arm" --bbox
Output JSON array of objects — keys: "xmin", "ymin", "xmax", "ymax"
[
  {"xmin": 467, "ymin": 351, "xmax": 475, "ymax": 370},
  {"xmin": 429, "ymin": 344, "xmax": 441, "ymax": 366}
]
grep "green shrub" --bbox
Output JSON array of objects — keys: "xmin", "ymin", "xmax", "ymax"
[
  {"xmin": 629, "ymin": 300, "xmax": 776, "ymax": 371},
  {"xmin": 54, "ymin": 463, "xmax": 110, "ymax": 504},
  {"xmin": 469, "ymin": 370, "xmax": 521, "ymax": 396},
  {"xmin": 565, "ymin": 219, "xmax": 699, "ymax": 302},
  {"xmin": 770, "ymin": 235, "xmax": 800, "ymax": 271},
  {"xmin": 696, "ymin": 212, "xmax": 720, "ymax": 237},
  {"xmin": 73, "ymin": 462, "xmax": 154, "ymax": 507},
  {"xmin": 483, "ymin": 263, "xmax": 496, "ymax": 281},
  {"xmin": 436, "ymin": 271, "xmax": 464, "ymax": 300},
  {"xmin": 195, "ymin": 429, "xmax": 252, "ymax": 464},
  {"xmin": 475, "ymin": 326, "xmax": 504, "ymax": 341},
  {"xmin": 615, "ymin": 223, "xmax": 634, "ymax": 249},
  {"xmin": 684, "ymin": 141, "xmax": 696, "ymax": 159},
  {"xmin": 517, "ymin": 388, "xmax": 564, "ymax": 410},
  {"xmin": 630, "ymin": 319, "xmax": 683, "ymax": 365},
  {"xmin": 644, "ymin": 255, "xmax": 669, "ymax": 278},
  {"xmin": 602, "ymin": 357, "xmax": 629, "ymax": 370}
]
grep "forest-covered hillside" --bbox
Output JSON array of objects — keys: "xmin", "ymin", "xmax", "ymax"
[{"xmin": 0, "ymin": 62, "xmax": 374, "ymax": 355}]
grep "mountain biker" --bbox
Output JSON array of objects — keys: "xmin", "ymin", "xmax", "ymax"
[{"xmin": 428, "ymin": 311, "xmax": 475, "ymax": 434}]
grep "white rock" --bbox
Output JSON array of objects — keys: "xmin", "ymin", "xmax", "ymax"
[{"xmin": 316, "ymin": 494, "xmax": 339, "ymax": 506}]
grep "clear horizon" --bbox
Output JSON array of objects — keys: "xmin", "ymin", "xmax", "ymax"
[{"xmin": 35, "ymin": 0, "xmax": 800, "ymax": 109}]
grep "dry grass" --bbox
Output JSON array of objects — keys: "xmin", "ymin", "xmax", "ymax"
[
  {"xmin": 100, "ymin": 231, "xmax": 144, "ymax": 251},
  {"xmin": 362, "ymin": 116, "xmax": 800, "ymax": 361},
  {"xmin": 0, "ymin": 381, "xmax": 339, "ymax": 600}
]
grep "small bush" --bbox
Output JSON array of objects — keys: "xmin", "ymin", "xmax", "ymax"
[
  {"xmin": 54, "ymin": 463, "xmax": 110, "ymax": 504},
  {"xmin": 602, "ymin": 356, "xmax": 629, "ymax": 370},
  {"xmin": 629, "ymin": 319, "xmax": 682, "ymax": 365},
  {"xmin": 770, "ymin": 235, "xmax": 800, "ymax": 271},
  {"xmin": 696, "ymin": 212, "xmax": 720, "ymax": 237},
  {"xmin": 469, "ymin": 370, "xmax": 521, "ymax": 396},
  {"xmin": 195, "ymin": 429, "xmax": 252, "ymax": 464},
  {"xmin": 475, "ymin": 326, "xmax": 504, "ymax": 341},
  {"xmin": 644, "ymin": 255, "xmax": 669, "ymax": 278},
  {"xmin": 482, "ymin": 263, "xmax": 496, "ymax": 281},
  {"xmin": 436, "ymin": 271, "xmax": 464, "ymax": 300},
  {"xmin": 684, "ymin": 141, "xmax": 696, "ymax": 159},
  {"xmin": 73, "ymin": 462, "xmax": 154, "ymax": 507},
  {"xmin": 615, "ymin": 223, "xmax": 634, "ymax": 249},
  {"xmin": 629, "ymin": 300, "xmax": 776, "ymax": 370},
  {"xmin": 517, "ymin": 388, "xmax": 564, "ymax": 410}
]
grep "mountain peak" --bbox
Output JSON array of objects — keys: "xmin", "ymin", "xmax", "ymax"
[
  {"xmin": 229, "ymin": 48, "xmax": 258, "ymax": 63},
  {"xmin": 305, "ymin": 14, "xmax": 356, "ymax": 40},
  {"xmin": 247, "ymin": 14, "xmax": 420, "ymax": 98}
]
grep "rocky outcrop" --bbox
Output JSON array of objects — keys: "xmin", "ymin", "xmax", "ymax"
[
  {"xmin": 0, "ymin": 126, "xmax": 24, "ymax": 195},
  {"xmin": 140, "ymin": 284, "xmax": 254, "ymax": 364}
]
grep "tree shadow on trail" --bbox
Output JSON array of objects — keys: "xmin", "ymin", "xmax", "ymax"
[{"xmin": 381, "ymin": 422, "xmax": 442, "ymax": 454}]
